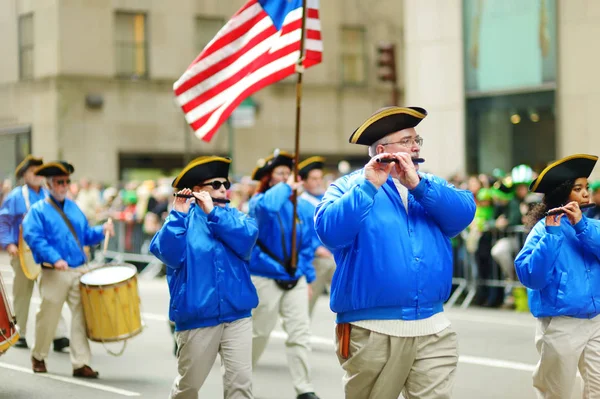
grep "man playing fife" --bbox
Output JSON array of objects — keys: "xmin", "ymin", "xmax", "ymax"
[
  {"xmin": 315, "ymin": 106, "xmax": 476, "ymax": 399},
  {"xmin": 23, "ymin": 161, "xmax": 113, "ymax": 378}
]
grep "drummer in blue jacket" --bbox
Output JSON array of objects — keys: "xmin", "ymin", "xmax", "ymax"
[
  {"xmin": 515, "ymin": 154, "xmax": 600, "ymax": 399},
  {"xmin": 23, "ymin": 161, "xmax": 113, "ymax": 378},
  {"xmin": 150, "ymin": 156, "xmax": 259, "ymax": 399},
  {"xmin": 315, "ymin": 106, "xmax": 476, "ymax": 399},
  {"xmin": 248, "ymin": 150, "xmax": 319, "ymax": 399}
]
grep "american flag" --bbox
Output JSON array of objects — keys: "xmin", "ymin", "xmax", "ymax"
[{"xmin": 174, "ymin": 0, "xmax": 323, "ymax": 142}]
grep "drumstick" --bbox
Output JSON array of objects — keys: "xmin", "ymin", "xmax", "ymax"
[
  {"xmin": 103, "ymin": 217, "xmax": 112, "ymax": 255},
  {"xmin": 376, "ymin": 157, "xmax": 425, "ymax": 164}
]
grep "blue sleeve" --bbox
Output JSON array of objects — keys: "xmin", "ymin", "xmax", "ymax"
[
  {"xmin": 253, "ymin": 183, "xmax": 292, "ymax": 214},
  {"xmin": 573, "ymin": 217, "xmax": 600, "ymax": 261},
  {"xmin": 410, "ymin": 177, "xmax": 476, "ymax": 238},
  {"xmin": 149, "ymin": 210, "xmax": 188, "ymax": 270},
  {"xmin": 314, "ymin": 176, "xmax": 378, "ymax": 250},
  {"xmin": 83, "ymin": 224, "xmax": 104, "ymax": 247},
  {"xmin": 23, "ymin": 208, "xmax": 62, "ymax": 265},
  {"xmin": 207, "ymin": 207, "xmax": 258, "ymax": 261},
  {"xmin": 514, "ymin": 224, "xmax": 564, "ymax": 290},
  {"xmin": 0, "ymin": 193, "xmax": 16, "ymax": 249},
  {"xmin": 299, "ymin": 243, "xmax": 316, "ymax": 283}
]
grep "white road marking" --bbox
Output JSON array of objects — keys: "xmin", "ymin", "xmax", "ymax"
[
  {"xmin": 0, "ymin": 362, "xmax": 141, "ymax": 396},
  {"xmin": 447, "ymin": 311, "xmax": 535, "ymax": 327}
]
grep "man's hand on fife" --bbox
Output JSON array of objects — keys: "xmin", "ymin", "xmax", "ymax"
[
  {"xmin": 365, "ymin": 154, "xmax": 395, "ymax": 189},
  {"xmin": 393, "ymin": 152, "xmax": 420, "ymax": 190}
]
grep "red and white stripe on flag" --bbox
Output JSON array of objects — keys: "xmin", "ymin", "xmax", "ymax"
[{"xmin": 173, "ymin": 0, "xmax": 323, "ymax": 142}]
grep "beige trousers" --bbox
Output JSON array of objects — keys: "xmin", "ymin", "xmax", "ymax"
[
  {"xmin": 10, "ymin": 256, "xmax": 67, "ymax": 338},
  {"xmin": 32, "ymin": 268, "xmax": 90, "ymax": 369},
  {"xmin": 490, "ymin": 236, "xmax": 519, "ymax": 280},
  {"xmin": 171, "ymin": 317, "xmax": 253, "ymax": 399},
  {"xmin": 251, "ymin": 275, "xmax": 314, "ymax": 395},
  {"xmin": 335, "ymin": 325, "xmax": 458, "ymax": 399},
  {"xmin": 533, "ymin": 315, "xmax": 600, "ymax": 399},
  {"xmin": 308, "ymin": 257, "xmax": 335, "ymax": 317}
]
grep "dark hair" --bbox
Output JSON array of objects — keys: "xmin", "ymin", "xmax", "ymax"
[
  {"xmin": 256, "ymin": 174, "xmax": 271, "ymax": 194},
  {"xmin": 525, "ymin": 179, "xmax": 575, "ymax": 228}
]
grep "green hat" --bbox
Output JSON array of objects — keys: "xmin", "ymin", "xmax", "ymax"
[
  {"xmin": 590, "ymin": 181, "xmax": 600, "ymax": 192},
  {"xmin": 511, "ymin": 164, "xmax": 533, "ymax": 185}
]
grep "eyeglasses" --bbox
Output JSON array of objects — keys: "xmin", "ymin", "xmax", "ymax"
[
  {"xmin": 201, "ymin": 180, "xmax": 231, "ymax": 190},
  {"xmin": 382, "ymin": 136, "xmax": 424, "ymax": 148},
  {"xmin": 54, "ymin": 179, "xmax": 71, "ymax": 186}
]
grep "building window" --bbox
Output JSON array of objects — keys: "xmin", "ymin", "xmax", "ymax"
[
  {"xmin": 115, "ymin": 12, "xmax": 148, "ymax": 79},
  {"xmin": 340, "ymin": 26, "xmax": 366, "ymax": 85},
  {"xmin": 18, "ymin": 14, "xmax": 34, "ymax": 80},
  {"xmin": 196, "ymin": 16, "xmax": 225, "ymax": 54}
]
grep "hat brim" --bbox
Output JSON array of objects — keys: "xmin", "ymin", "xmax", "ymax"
[
  {"xmin": 529, "ymin": 154, "xmax": 598, "ymax": 193},
  {"xmin": 349, "ymin": 107, "xmax": 427, "ymax": 146},
  {"xmin": 35, "ymin": 162, "xmax": 74, "ymax": 177},
  {"xmin": 298, "ymin": 156, "xmax": 325, "ymax": 180},
  {"xmin": 15, "ymin": 156, "xmax": 43, "ymax": 178},
  {"xmin": 172, "ymin": 156, "xmax": 231, "ymax": 189},
  {"xmin": 251, "ymin": 152, "xmax": 294, "ymax": 181}
]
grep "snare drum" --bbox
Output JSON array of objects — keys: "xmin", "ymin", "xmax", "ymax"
[
  {"xmin": 0, "ymin": 273, "xmax": 19, "ymax": 355},
  {"xmin": 79, "ymin": 264, "xmax": 143, "ymax": 343}
]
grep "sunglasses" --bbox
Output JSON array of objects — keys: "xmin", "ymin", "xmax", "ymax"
[
  {"xmin": 54, "ymin": 179, "xmax": 71, "ymax": 186},
  {"xmin": 201, "ymin": 180, "xmax": 231, "ymax": 190}
]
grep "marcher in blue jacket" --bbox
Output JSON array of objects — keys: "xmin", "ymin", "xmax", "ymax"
[
  {"xmin": 0, "ymin": 155, "xmax": 69, "ymax": 351},
  {"xmin": 248, "ymin": 150, "xmax": 319, "ymax": 399},
  {"xmin": 515, "ymin": 154, "xmax": 600, "ymax": 399},
  {"xmin": 150, "ymin": 156, "xmax": 259, "ymax": 399},
  {"xmin": 315, "ymin": 107, "xmax": 476, "ymax": 399},
  {"xmin": 23, "ymin": 161, "xmax": 113, "ymax": 378},
  {"xmin": 297, "ymin": 156, "xmax": 336, "ymax": 317}
]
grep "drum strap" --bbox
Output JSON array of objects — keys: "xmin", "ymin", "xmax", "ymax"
[
  {"xmin": 45, "ymin": 198, "xmax": 87, "ymax": 264},
  {"xmin": 21, "ymin": 185, "xmax": 31, "ymax": 211}
]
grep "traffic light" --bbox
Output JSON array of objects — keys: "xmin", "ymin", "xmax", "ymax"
[{"xmin": 376, "ymin": 43, "xmax": 397, "ymax": 83}]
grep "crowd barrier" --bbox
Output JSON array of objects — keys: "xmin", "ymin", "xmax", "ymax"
[
  {"xmin": 98, "ymin": 220, "xmax": 164, "ymax": 279},
  {"xmin": 447, "ymin": 225, "xmax": 528, "ymax": 309},
  {"xmin": 102, "ymin": 220, "xmax": 530, "ymax": 307}
]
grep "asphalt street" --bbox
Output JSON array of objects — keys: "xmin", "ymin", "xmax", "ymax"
[{"xmin": 0, "ymin": 253, "xmax": 583, "ymax": 398}]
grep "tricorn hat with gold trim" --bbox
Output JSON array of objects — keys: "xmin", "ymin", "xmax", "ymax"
[
  {"xmin": 172, "ymin": 156, "xmax": 231, "ymax": 189},
  {"xmin": 348, "ymin": 106, "xmax": 427, "ymax": 146},
  {"xmin": 15, "ymin": 155, "xmax": 43, "ymax": 178},
  {"xmin": 529, "ymin": 154, "xmax": 598, "ymax": 194},
  {"xmin": 35, "ymin": 161, "xmax": 74, "ymax": 177},
  {"xmin": 298, "ymin": 156, "xmax": 325, "ymax": 180},
  {"xmin": 251, "ymin": 150, "xmax": 294, "ymax": 181}
]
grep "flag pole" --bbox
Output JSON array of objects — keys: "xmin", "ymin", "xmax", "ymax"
[{"xmin": 290, "ymin": 0, "xmax": 307, "ymax": 275}]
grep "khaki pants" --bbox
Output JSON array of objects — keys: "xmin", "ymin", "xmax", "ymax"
[
  {"xmin": 171, "ymin": 317, "xmax": 253, "ymax": 399},
  {"xmin": 533, "ymin": 315, "xmax": 600, "ymax": 399},
  {"xmin": 308, "ymin": 257, "xmax": 335, "ymax": 317},
  {"xmin": 10, "ymin": 256, "xmax": 67, "ymax": 338},
  {"xmin": 251, "ymin": 275, "xmax": 314, "ymax": 395},
  {"xmin": 490, "ymin": 236, "xmax": 519, "ymax": 280},
  {"xmin": 335, "ymin": 325, "xmax": 458, "ymax": 399},
  {"xmin": 32, "ymin": 268, "xmax": 90, "ymax": 369}
]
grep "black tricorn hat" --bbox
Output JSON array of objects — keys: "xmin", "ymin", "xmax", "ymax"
[
  {"xmin": 298, "ymin": 156, "xmax": 325, "ymax": 180},
  {"xmin": 15, "ymin": 155, "xmax": 43, "ymax": 178},
  {"xmin": 348, "ymin": 106, "xmax": 427, "ymax": 146},
  {"xmin": 529, "ymin": 154, "xmax": 598, "ymax": 194},
  {"xmin": 172, "ymin": 156, "xmax": 231, "ymax": 189},
  {"xmin": 35, "ymin": 161, "xmax": 75, "ymax": 177},
  {"xmin": 251, "ymin": 150, "xmax": 294, "ymax": 181}
]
